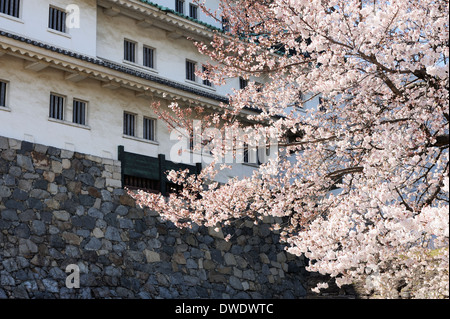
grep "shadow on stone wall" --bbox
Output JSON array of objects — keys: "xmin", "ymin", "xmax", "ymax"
[{"xmin": 0, "ymin": 136, "xmax": 356, "ymax": 299}]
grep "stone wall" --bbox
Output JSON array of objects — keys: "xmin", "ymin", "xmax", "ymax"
[{"xmin": 0, "ymin": 135, "xmax": 313, "ymax": 299}]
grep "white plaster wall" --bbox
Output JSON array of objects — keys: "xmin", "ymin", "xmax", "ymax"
[
  {"xmin": 0, "ymin": 54, "xmax": 258, "ymax": 182},
  {"xmin": 0, "ymin": 0, "xmax": 97, "ymax": 57},
  {"xmin": 0, "ymin": 54, "xmax": 161, "ymax": 158},
  {"xmin": 1, "ymin": 0, "xmax": 263, "ymax": 183},
  {"xmin": 96, "ymin": 8, "xmax": 234, "ymax": 97}
]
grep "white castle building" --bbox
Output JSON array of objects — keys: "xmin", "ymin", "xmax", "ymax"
[{"xmin": 0, "ymin": 0, "xmax": 274, "ymax": 193}]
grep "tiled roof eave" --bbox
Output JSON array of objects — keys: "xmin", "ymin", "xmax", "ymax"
[
  {"xmin": 0, "ymin": 30, "xmax": 229, "ymax": 105},
  {"xmin": 99, "ymin": 0, "xmax": 223, "ymax": 39},
  {"xmin": 136, "ymin": 0, "xmax": 223, "ymax": 32}
]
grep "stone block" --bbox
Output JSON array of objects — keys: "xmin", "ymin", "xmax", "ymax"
[
  {"xmin": 0, "ymin": 136, "xmax": 9, "ymax": 149},
  {"xmin": 62, "ymin": 232, "xmax": 82, "ymax": 245},
  {"xmin": 8, "ymin": 138, "xmax": 21, "ymax": 150},
  {"xmin": 144, "ymin": 250, "xmax": 161, "ymax": 263},
  {"xmin": 17, "ymin": 154, "xmax": 34, "ymax": 172},
  {"xmin": 53, "ymin": 211, "xmax": 70, "ymax": 221},
  {"xmin": 60, "ymin": 150, "xmax": 74, "ymax": 159},
  {"xmin": 208, "ymin": 226, "xmax": 224, "ymax": 239},
  {"xmin": 106, "ymin": 178, "xmax": 121, "ymax": 188},
  {"xmin": 224, "ymin": 252, "xmax": 237, "ymax": 266},
  {"xmin": 51, "ymin": 161, "xmax": 63, "ymax": 174},
  {"xmin": 85, "ymin": 237, "xmax": 102, "ymax": 251}
]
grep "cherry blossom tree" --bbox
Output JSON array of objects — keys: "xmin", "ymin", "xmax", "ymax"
[{"xmin": 131, "ymin": 0, "xmax": 449, "ymax": 298}]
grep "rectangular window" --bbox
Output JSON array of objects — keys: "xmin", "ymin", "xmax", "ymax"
[
  {"xmin": 123, "ymin": 112, "xmax": 135, "ymax": 136},
  {"xmin": 124, "ymin": 40, "xmax": 136, "ymax": 63},
  {"xmin": 189, "ymin": 3, "xmax": 197, "ymax": 19},
  {"xmin": 175, "ymin": 0, "xmax": 184, "ymax": 14},
  {"xmin": 202, "ymin": 65, "xmax": 212, "ymax": 87},
  {"xmin": 49, "ymin": 6, "xmax": 67, "ymax": 33},
  {"xmin": 143, "ymin": 46, "xmax": 154, "ymax": 69},
  {"xmin": 143, "ymin": 117, "xmax": 156, "ymax": 141},
  {"xmin": 49, "ymin": 93, "xmax": 65, "ymax": 120},
  {"xmin": 243, "ymin": 143, "xmax": 249, "ymax": 163},
  {"xmin": 239, "ymin": 77, "xmax": 248, "ymax": 90},
  {"xmin": 222, "ymin": 17, "xmax": 230, "ymax": 32},
  {"xmin": 186, "ymin": 60, "xmax": 196, "ymax": 82},
  {"xmin": 0, "ymin": 81, "xmax": 7, "ymax": 107},
  {"xmin": 0, "ymin": 0, "xmax": 20, "ymax": 18},
  {"xmin": 73, "ymin": 99, "xmax": 86, "ymax": 125}
]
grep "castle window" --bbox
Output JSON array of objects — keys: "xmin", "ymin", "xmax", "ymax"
[
  {"xmin": 222, "ymin": 17, "xmax": 230, "ymax": 32},
  {"xmin": 0, "ymin": 81, "xmax": 7, "ymax": 107},
  {"xmin": 202, "ymin": 65, "xmax": 212, "ymax": 87},
  {"xmin": 186, "ymin": 60, "xmax": 196, "ymax": 82},
  {"xmin": 49, "ymin": 6, "xmax": 67, "ymax": 33},
  {"xmin": 49, "ymin": 93, "xmax": 65, "ymax": 120},
  {"xmin": 0, "ymin": 0, "xmax": 20, "ymax": 18},
  {"xmin": 124, "ymin": 39, "xmax": 136, "ymax": 63},
  {"xmin": 175, "ymin": 0, "xmax": 184, "ymax": 14},
  {"xmin": 239, "ymin": 77, "xmax": 248, "ymax": 90},
  {"xmin": 143, "ymin": 117, "xmax": 156, "ymax": 141},
  {"xmin": 73, "ymin": 99, "xmax": 86, "ymax": 125},
  {"xmin": 143, "ymin": 46, "xmax": 155, "ymax": 69},
  {"xmin": 123, "ymin": 112, "xmax": 136, "ymax": 137},
  {"xmin": 189, "ymin": 3, "xmax": 197, "ymax": 19},
  {"xmin": 243, "ymin": 142, "xmax": 249, "ymax": 163}
]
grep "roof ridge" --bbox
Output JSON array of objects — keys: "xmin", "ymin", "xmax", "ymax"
[{"xmin": 136, "ymin": 0, "xmax": 223, "ymax": 32}]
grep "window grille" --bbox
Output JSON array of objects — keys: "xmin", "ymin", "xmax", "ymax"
[
  {"xmin": 124, "ymin": 175, "xmax": 160, "ymax": 194},
  {"xmin": 49, "ymin": 6, "xmax": 67, "ymax": 33},
  {"xmin": 239, "ymin": 77, "xmax": 248, "ymax": 90},
  {"xmin": 73, "ymin": 99, "xmax": 86, "ymax": 125},
  {"xmin": 0, "ymin": 81, "xmax": 7, "ymax": 107},
  {"xmin": 243, "ymin": 143, "xmax": 249, "ymax": 163},
  {"xmin": 143, "ymin": 46, "xmax": 154, "ymax": 69},
  {"xmin": 175, "ymin": 0, "xmax": 184, "ymax": 14},
  {"xmin": 222, "ymin": 17, "xmax": 230, "ymax": 32},
  {"xmin": 124, "ymin": 40, "xmax": 136, "ymax": 63},
  {"xmin": 186, "ymin": 60, "xmax": 196, "ymax": 81},
  {"xmin": 0, "ymin": 0, "xmax": 20, "ymax": 18},
  {"xmin": 189, "ymin": 4, "xmax": 197, "ymax": 19},
  {"xmin": 143, "ymin": 117, "xmax": 156, "ymax": 141},
  {"xmin": 123, "ymin": 112, "xmax": 136, "ymax": 136},
  {"xmin": 49, "ymin": 94, "xmax": 65, "ymax": 120},
  {"xmin": 202, "ymin": 65, "xmax": 212, "ymax": 87}
]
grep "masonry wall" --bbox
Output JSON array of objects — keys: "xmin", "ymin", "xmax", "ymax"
[{"xmin": 0, "ymin": 135, "xmax": 315, "ymax": 299}]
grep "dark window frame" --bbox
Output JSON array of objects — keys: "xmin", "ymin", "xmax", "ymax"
[
  {"xmin": 72, "ymin": 99, "xmax": 87, "ymax": 125},
  {"xmin": 143, "ymin": 46, "xmax": 155, "ymax": 69},
  {"xmin": 0, "ymin": 0, "xmax": 20, "ymax": 18},
  {"xmin": 49, "ymin": 93, "xmax": 65, "ymax": 121},
  {"xmin": 175, "ymin": 0, "xmax": 184, "ymax": 14},
  {"xmin": 186, "ymin": 60, "xmax": 196, "ymax": 82},
  {"xmin": 239, "ymin": 77, "xmax": 248, "ymax": 90},
  {"xmin": 48, "ymin": 6, "xmax": 67, "ymax": 33},
  {"xmin": 124, "ymin": 39, "xmax": 137, "ymax": 63},
  {"xmin": 0, "ymin": 80, "xmax": 7, "ymax": 107},
  {"xmin": 189, "ymin": 3, "xmax": 198, "ymax": 19},
  {"xmin": 123, "ymin": 112, "xmax": 136, "ymax": 137},
  {"xmin": 202, "ymin": 65, "xmax": 212, "ymax": 87},
  {"xmin": 143, "ymin": 117, "xmax": 156, "ymax": 141}
]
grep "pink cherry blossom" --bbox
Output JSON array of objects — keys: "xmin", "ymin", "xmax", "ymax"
[{"xmin": 130, "ymin": 0, "xmax": 449, "ymax": 298}]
